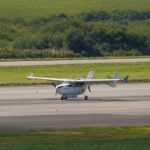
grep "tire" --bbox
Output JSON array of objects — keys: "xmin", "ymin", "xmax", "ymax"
[
  {"xmin": 64, "ymin": 97, "xmax": 68, "ymax": 100},
  {"xmin": 85, "ymin": 96, "xmax": 88, "ymax": 100}
]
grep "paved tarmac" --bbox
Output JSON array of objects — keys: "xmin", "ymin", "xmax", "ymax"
[
  {"xmin": 0, "ymin": 83, "xmax": 150, "ymax": 131},
  {"xmin": 0, "ymin": 58, "xmax": 150, "ymax": 66}
]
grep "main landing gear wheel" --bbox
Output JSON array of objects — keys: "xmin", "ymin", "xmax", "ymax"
[
  {"xmin": 64, "ymin": 97, "xmax": 68, "ymax": 100},
  {"xmin": 85, "ymin": 96, "xmax": 88, "ymax": 100},
  {"xmin": 61, "ymin": 96, "xmax": 68, "ymax": 100}
]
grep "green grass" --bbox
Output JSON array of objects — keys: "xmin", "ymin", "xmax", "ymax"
[
  {"xmin": 0, "ymin": 56, "xmax": 150, "ymax": 62},
  {"xmin": 0, "ymin": 0, "xmax": 149, "ymax": 18},
  {"xmin": 0, "ymin": 62, "xmax": 149, "ymax": 85},
  {"xmin": 0, "ymin": 126, "xmax": 150, "ymax": 150}
]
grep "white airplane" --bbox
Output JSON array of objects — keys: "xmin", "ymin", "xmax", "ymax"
[{"xmin": 26, "ymin": 71, "xmax": 128, "ymax": 100}]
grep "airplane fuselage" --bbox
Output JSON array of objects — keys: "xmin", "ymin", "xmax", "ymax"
[{"xmin": 56, "ymin": 83, "xmax": 87, "ymax": 99}]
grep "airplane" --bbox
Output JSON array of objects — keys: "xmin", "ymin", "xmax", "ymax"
[{"xmin": 26, "ymin": 71, "xmax": 128, "ymax": 100}]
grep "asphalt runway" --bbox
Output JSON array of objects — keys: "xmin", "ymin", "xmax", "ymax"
[
  {"xmin": 0, "ymin": 58, "xmax": 150, "ymax": 66},
  {"xmin": 0, "ymin": 83, "xmax": 150, "ymax": 131}
]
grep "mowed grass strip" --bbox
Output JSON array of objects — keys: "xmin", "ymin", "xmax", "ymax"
[
  {"xmin": 0, "ymin": 0, "xmax": 149, "ymax": 18},
  {"xmin": 0, "ymin": 126, "xmax": 150, "ymax": 150},
  {"xmin": 0, "ymin": 62, "xmax": 149, "ymax": 85}
]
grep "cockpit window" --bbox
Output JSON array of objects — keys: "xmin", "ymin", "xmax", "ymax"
[{"xmin": 66, "ymin": 83, "xmax": 85, "ymax": 87}]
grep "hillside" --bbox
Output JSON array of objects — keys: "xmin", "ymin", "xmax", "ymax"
[{"xmin": 0, "ymin": 0, "xmax": 149, "ymax": 58}]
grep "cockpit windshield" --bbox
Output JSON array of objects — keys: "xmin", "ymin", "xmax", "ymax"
[{"xmin": 66, "ymin": 83, "xmax": 85, "ymax": 87}]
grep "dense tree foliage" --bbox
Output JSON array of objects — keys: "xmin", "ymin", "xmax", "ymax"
[
  {"xmin": 0, "ymin": 10, "xmax": 150, "ymax": 58},
  {"xmin": 81, "ymin": 10, "xmax": 150, "ymax": 22}
]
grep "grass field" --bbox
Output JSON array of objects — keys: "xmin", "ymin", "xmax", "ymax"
[
  {"xmin": 0, "ymin": 62, "xmax": 149, "ymax": 85},
  {"xmin": 0, "ymin": 0, "xmax": 149, "ymax": 18},
  {"xmin": 0, "ymin": 126, "xmax": 150, "ymax": 150},
  {"xmin": 0, "ymin": 56, "xmax": 150, "ymax": 62}
]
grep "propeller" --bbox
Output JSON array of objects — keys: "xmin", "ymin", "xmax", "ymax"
[
  {"xmin": 55, "ymin": 92, "xmax": 57, "ymax": 96},
  {"xmin": 55, "ymin": 88, "xmax": 58, "ymax": 96},
  {"xmin": 52, "ymin": 83, "xmax": 57, "ymax": 96},
  {"xmin": 88, "ymin": 85, "xmax": 91, "ymax": 93}
]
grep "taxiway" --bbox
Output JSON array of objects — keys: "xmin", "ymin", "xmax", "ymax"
[{"xmin": 0, "ymin": 58, "xmax": 150, "ymax": 66}]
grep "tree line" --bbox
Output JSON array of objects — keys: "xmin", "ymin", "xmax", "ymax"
[{"xmin": 0, "ymin": 10, "xmax": 150, "ymax": 58}]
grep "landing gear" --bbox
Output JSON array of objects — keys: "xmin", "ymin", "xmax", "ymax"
[
  {"xmin": 84, "ymin": 95, "xmax": 88, "ymax": 100},
  {"xmin": 61, "ymin": 96, "xmax": 67, "ymax": 100},
  {"xmin": 64, "ymin": 97, "xmax": 68, "ymax": 100}
]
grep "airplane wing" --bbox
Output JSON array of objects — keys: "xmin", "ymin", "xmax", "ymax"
[
  {"xmin": 72, "ymin": 78, "xmax": 120, "ymax": 84},
  {"xmin": 26, "ymin": 72, "xmax": 128, "ymax": 87},
  {"xmin": 26, "ymin": 73, "xmax": 74, "ymax": 83},
  {"xmin": 72, "ymin": 72, "xmax": 128, "ymax": 87},
  {"xmin": 27, "ymin": 75, "xmax": 119, "ymax": 84},
  {"xmin": 26, "ymin": 71, "xmax": 94, "ymax": 82}
]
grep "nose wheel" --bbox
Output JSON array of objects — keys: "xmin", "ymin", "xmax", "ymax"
[{"xmin": 84, "ymin": 96, "xmax": 88, "ymax": 100}]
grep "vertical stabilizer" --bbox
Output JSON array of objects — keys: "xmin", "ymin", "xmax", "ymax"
[
  {"xmin": 86, "ymin": 71, "xmax": 94, "ymax": 79},
  {"xmin": 112, "ymin": 71, "xmax": 119, "ymax": 79},
  {"xmin": 107, "ymin": 71, "xmax": 119, "ymax": 87}
]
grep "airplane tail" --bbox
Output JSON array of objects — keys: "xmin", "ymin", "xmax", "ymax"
[
  {"xmin": 122, "ymin": 75, "xmax": 129, "ymax": 83},
  {"xmin": 107, "ymin": 71, "xmax": 119, "ymax": 87},
  {"xmin": 26, "ymin": 73, "xmax": 34, "ymax": 79},
  {"xmin": 86, "ymin": 71, "xmax": 94, "ymax": 79}
]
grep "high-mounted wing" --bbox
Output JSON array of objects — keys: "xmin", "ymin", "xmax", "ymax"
[
  {"xmin": 26, "ymin": 71, "xmax": 128, "ymax": 86},
  {"xmin": 26, "ymin": 73, "xmax": 74, "ymax": 83},
  {"xmin": 71, "ymin": 72, "xmax": 128, "ymax": 87},
  {"xmin": 72, "ymin": 78, "xmax": 120, "ymax": 84},
  {"xmin": 73, "ymin": 71, "xmax": 119, "ymax": 86}
]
